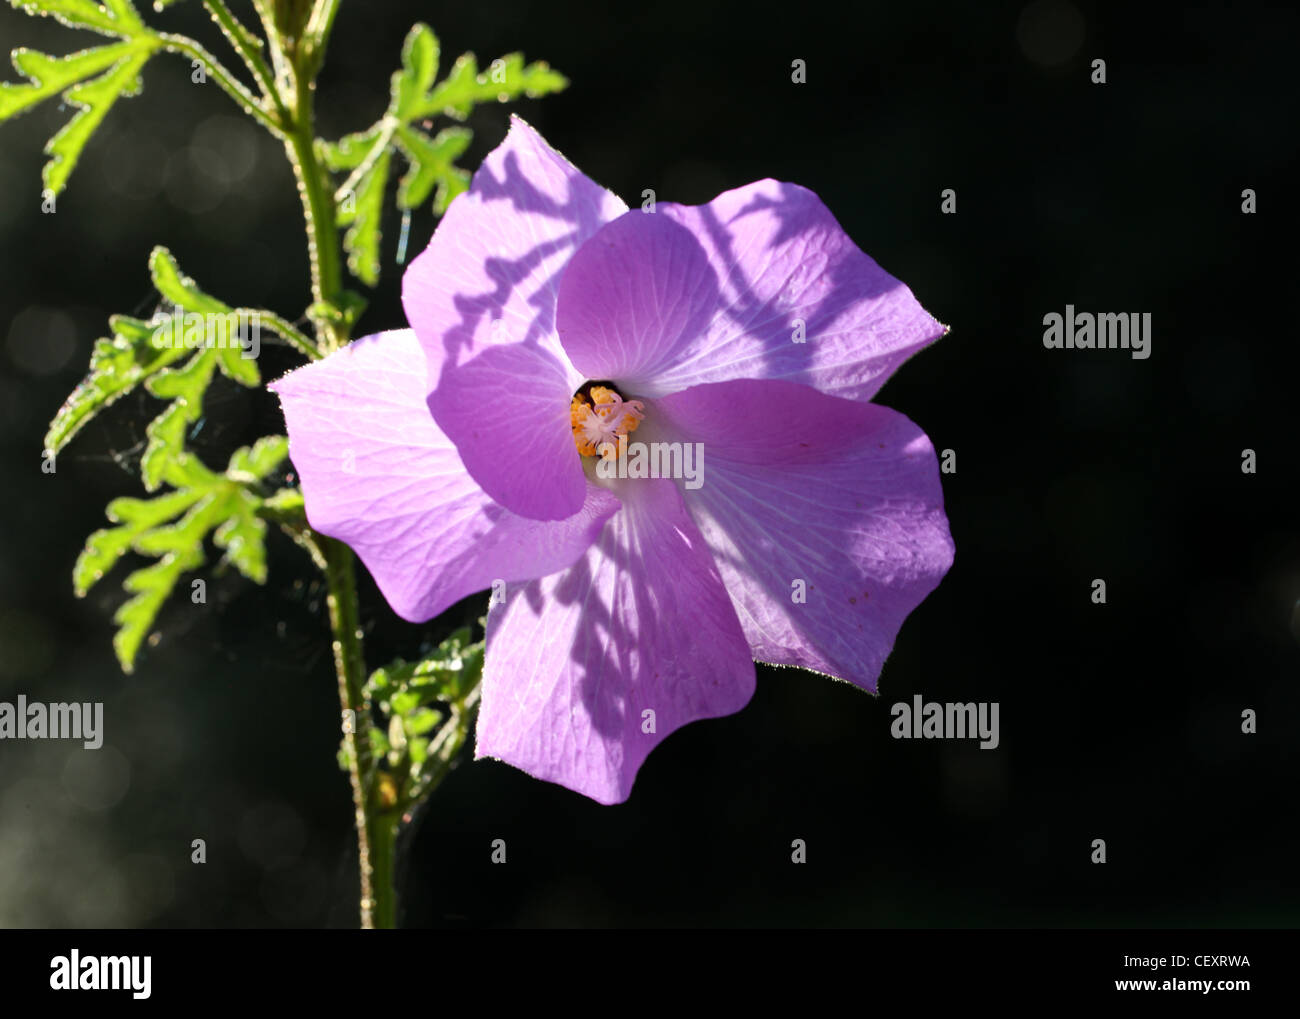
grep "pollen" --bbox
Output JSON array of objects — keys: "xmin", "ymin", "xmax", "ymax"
[{"xmin": 571, "ymin": 384, "xmax": 644, "ymax": 457}]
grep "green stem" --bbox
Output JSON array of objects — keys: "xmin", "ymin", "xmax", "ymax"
[
  {"xmin": 273, "ymin": 13, "xmax": 398, "ymax": 929},
  {"xmin": 334, "ymin": 113, "xmax": 398, "ymax": 205},
  {"xmin": 235, "ymin": 307, "xmax": 318, "ymax": 360},
  {"xmin": 302, "ymin": 0, "xmax": 344, "ymax": 79},
  {"xmin": 369, "ymin": 807, "xmax": 400, "ymax": 930},
  {"xmin": 284, "ymin": 77, "xmax": 344, "ymax": 351},
  {"xmin": 200, "ymin": 0, "xmax": 289, "ymax": 125},
  {"xmin": 155, "ymin": 34, "xmax": 284, "ymax": 138},
  {"xmin": 321, "ymin": 538, "xmax": 390, "ymax": 928}
]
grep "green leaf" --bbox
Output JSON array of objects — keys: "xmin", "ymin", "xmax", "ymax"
[
  {"xmin": 362, "ymin": 626, "xmax": 485, "ymax": 803},
  {"xmin": 43, "ymin": 43, "xmax": 151, "ymax": 194},
  {"xmin": 2, "ymin": 2, "xmax": 160, "ymax": 195},
  {"xmin": 112, "ymin": 535, "xmax": 205, "ymax": 670},
  {"xmin": 229, "ymin": 435, "xmax": 289, "ymax": 480},
  {"xmin": 141, "ymin": 357, "xmax": 216, "ymax": 490},
  {"xmin": 8, "ymin": 0, "xmax": 147, "ymax": 38},
  {"xmin": 317, "ymin": 23, "xmax": 568, "ymax": 286},
  {"xmin": 389, "ymin": 24, "xmax": 568, "ymax": 122},
  {"xmin": 366, "ymin": 626, "xmax": 485, "ymax": 710},
  {"xmin": 54, "ymin": 245, "xmax": 287, "ymax": 673},
  {"xmin": 391, "ymin": 22, "xmax": 438, "ymax": 122},
  {"xmin": 258, "ymin": 486, "xmax": 305, "ymax": 526},
  {"xmin": 319, "ymin": 128, "xmax": 391, "ymax": 283},
  {"xmin": 45, "ymin": 245, "xmax": 263, "ymax": 479},
  {"xmin": 0, "ymin": 43, "xmax": 138, "ymax": 120},
  {"xmin": 335, "ymin": 146, "xmax": 390, "ymax": 287},
  {"xmin": 394, "ymin": 124, "xmax": 469, "ymax": 214},
  {"xmin": 418, "ymin": 51, "xmax": 567, "ymax": 121},
  {"xmin": 390, "ymin": 689, "xmax": 421, "ymax": 716},
  {"xmin": 74, "ymin": 435, "xmax": 288, "ymax": 671},
  {"xmin": 148, "ymin": 244, "xmax": 230, "ymax": 314},
  {"xmin": 73, "ymin": 488, "xmax": 202, "ymax": 596},
  {"xmin": 213, "ymin": 489, "xmax": 270, "ymax": 583},
  {"xmin": 317, "ymin": 123, "xmax": 383, "ymax": 172},
  {"xmin": 44, "ymin": 312, "xmax": 187, "ymax": 454},
  {"xmin": 406, "ymin": 707, "xmax": 441, "ymax": 737}
]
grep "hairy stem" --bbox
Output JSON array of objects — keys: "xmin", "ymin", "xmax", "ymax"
[
  {"xmin": 237, "ymin": 307, "xmax": 319, "ymax": 360},
  {"xmin": 284, "ymin": 72, "xmax": 344, "ymax": 351},
  {"xmin": 302, "ymin": 0, "xmax": 344, "ymax": 79},
  {"xmin": 273, "ymin": 11, "xmax": 395, "ymax": 928},
  {"xmin": 334, "ymin": 114, "xmax": 398, "ymax": 205},
  {"xmin": 369, "ymin": 806, "xmax": 400, "ymax": 930},
  {"xmin": 200, "ymin": 0, "xmax": 289, "ymax": 125},
  {"xmin": 155, "ymin": 34, "xmax": 284, "ymax": 138},
  {"xmin": 322, "ymin": 538, "xmax": 388, "ymax": 928}
]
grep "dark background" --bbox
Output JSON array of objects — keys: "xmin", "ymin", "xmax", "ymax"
[{"xmin": 0, "ymin": 0, "xmax": 1295, "ymax": 927}]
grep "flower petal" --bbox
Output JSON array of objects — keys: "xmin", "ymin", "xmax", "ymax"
[
  {"xmin": 653, "ymin": 378, "xmax": 954, "ymax": 690},
  {"xmin": 425, "ymin": 340, "xmax": 586, "ymax": 521},
  {"xmin": 270, "ymin": 330, "xmax": 620, "ymax": 623},
  {"xmin": 475, "ymin": 478, "xmax": 755, "ymax": 804},
  {"xmin": 401, "ymin": 115, "xmax": 627, "ymax": 520},
  {"xmin": 557, "ymin": 179, "xmax": 945, "ymax": 400},
  {"xmin": 555, "ymin": 210, "xmax": 721, "ymax": 383}
]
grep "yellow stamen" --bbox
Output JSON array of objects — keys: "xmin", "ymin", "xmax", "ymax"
[{"xmin": 571, "ymin": 385, "xmax": 644, "ymax": 456}]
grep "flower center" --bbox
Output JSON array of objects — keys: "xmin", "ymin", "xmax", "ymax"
[{"xmin": 570, "ymin": 381, "xmax": 644, "ymax": 457}]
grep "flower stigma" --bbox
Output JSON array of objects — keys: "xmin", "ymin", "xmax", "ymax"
[{"xmin": 570, "ymin": 382, "xmax": 645, "ymax": 458}]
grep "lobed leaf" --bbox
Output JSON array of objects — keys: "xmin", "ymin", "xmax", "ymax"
[
  {"xmin": 367, "ymin": 627, "xmax": 485, "ymax": 710},
  {"xmin": 148, "ymin": 245, "xmax": 231, "ymax": 314},
  {"xmin": 75, "ymin": 435, "xmax": 289, "ymax": 671},
  {"xmin": 319, "ymin": 23, "xmax": 567, "ymax": 286},
  {"xmin": 2, "ymin": 2, "xmax": 160, "ymax": 195},
  {"xmin": 8, "ymin": 0, "xmax": 147, "ymax": 38},
  {"xmin": 417, "ymin": 51, "xmax": 567, "ymax": 121},
  {"xmin": 45, "ymin": 312, "xmax": 187, "ymax": 454},
  {"xmin": 47, "ymin": 246, "xmax": 262, "ymax": 479},
  {"xmin": 112, "ymin": 536, "xmax": 205, "ymax": 670},
  {"xmin": 394, "ymin": 124, "xmax": 469, "ymax": 214},
  {"xmin": 73, "ymin": 487, "xmax": 202, "ymax": 596},
  {"xmin": 317, "ymin": 123, "xmax": 383, "ymax": 172},
  {"xmin": 228, "ymin": 435, "xmax": 289, "ymax": 480},
  {"xmin": 42, "ymin": 44, "xmax": 151, "ymax": 194},
  {"xmin": 141, "ymin": 354, "xmax": 217, "ymax": 491},
  {"xmin": 363, "ymin": 626, "xmax": 484, "ymax": 801},
  {"xmin": 0, "ymin": 43, "xmax": 137, "ymax": 120},
  {"xmin": 213, "ymin": 489, "xmax": 270, "ymax": 583},
  {"xmin": 391, "ymin": 22, "xmax": 438, "ymax": 121},
  {"xmin": 336, "ymin": 147, "xmax": 390, "ymax": 287}
]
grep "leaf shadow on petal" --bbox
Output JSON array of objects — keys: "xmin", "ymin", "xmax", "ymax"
[
  {"xmin": 439, "ymin": 149, "xmax": 617, "ymax": 365},
  {"xmin": 666, "ymin": 186, "xmax": 919, "ymax": 400},
  {"xmin": 543, "ymin": 548, "xmax": 630, "ymax": 744}
]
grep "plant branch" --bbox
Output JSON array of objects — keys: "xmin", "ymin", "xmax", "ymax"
[
  {"xmin": 322, "ymin": 538, "xmax": 386, "ymax": 928},
  {"xmin": 302, "ymin": 0, "xmax": 343, "ymax": 78},
  {"xmin": 333, "ymin": 114, "xmax": 398, "ymax": 204},
  {"xmin": 283, "ymin": 70, "xmax": 344, "ymax": 350},
  {"xmin": 237, "ymin": 307, "xmax": 319, "ymax": 360},
  {"xmin": 200, "ymin": 0, "xmax": 289, "ymax": 125},
  {"xmin": 155, "ymin": 33, "xmax": 284, "ymax": 138},
  {"xmin": 270, "ymin": 8, "xmax": 396, "ymax": 928}
]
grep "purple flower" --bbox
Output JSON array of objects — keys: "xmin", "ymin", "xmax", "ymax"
[{"xmin": 271, "ymin": 117, "xmax": 954, "ymax": 804}]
